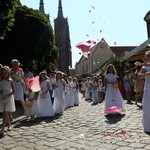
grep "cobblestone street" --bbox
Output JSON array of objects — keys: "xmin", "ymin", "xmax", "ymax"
[{"xmin": 0, "ymin": 95, "xmax": 150, "ymax": 150}]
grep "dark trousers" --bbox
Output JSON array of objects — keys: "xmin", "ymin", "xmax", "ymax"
[{"xmin": 50, "ymin": 90, "xmax": 54, "ymax": 104}]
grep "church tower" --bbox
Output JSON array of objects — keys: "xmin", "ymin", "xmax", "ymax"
[
  {"xmin": 39, "ymin": 0, "xmax": 49, "ymax": 19},
  {"xmin": 54, "ymin": 0, "xmax": 72, "ymax": 75},
  {"xmin": 39, "ymin": 0, "xmax": 45, "ymax": 14}
]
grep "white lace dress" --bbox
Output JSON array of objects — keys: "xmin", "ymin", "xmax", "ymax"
[
  {"xmin": 37, "ymin": 79, "xmax": 54, "ymax": 117},
  {"xmin": 53, "ymin": 79, "xmax": 66, "ymax": 114},
  {"xmin": 24, "ymin": 92, "xmax": 38, "ymax": 116},
  {"xmin": 73, "ymin": 82, "xmax": 79, "ymax": 105},
  {"xmin": 65, "ymin": 81, "xmax": 74, "ymax": 108},
  {"xmin": 92, "ymin": 81, "xmax": 99, "ymax": 103},
  {"xmin": 104, "ymin": 73, "xmax": 125, "ymax": 113},
  {"xmin": 0, "ymin": 79, "xmax": 16, "ymax": 112}
]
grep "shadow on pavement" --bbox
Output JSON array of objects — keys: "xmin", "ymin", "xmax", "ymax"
[
  {"xmin": 105, "ymin": 114, "xmax": 125, "ymax": 124},
  {"xmin": 13, "ymin": 115, "xmax": 61, "ymax": 128},
  {"xmin": 12, "ymin": 103, "xmax": 24, "ymax": 119},
  {"xmin": 145, "ymin": 132, "xmax": 150, "ymax": 136},
  {"xmin": 1, "ymin": 102, "xmax": 62, "ymax": 129}
]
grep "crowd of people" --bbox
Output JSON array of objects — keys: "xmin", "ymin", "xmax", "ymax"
[
  {"xmin": 80, "ymin": 64, "xmax": 143, "ymax": 107},
  {"xmin": 0, "ymin": 50, "xmax": 150, "ymax": 136},
  {"xmin": 0, "ymin": 59, "xmax": 80, "ymax": 136},
  {"xmin": 79, "ymin": 50, "xmax": 150, "ymax": 133}
]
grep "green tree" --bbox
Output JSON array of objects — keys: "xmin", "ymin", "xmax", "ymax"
[
  {"xmin": 0, "ymin": 0, "xmax": 19, "ymax": 39},
  {"xmin": 0, "ymin": 5, "xmax": 58, "ymax": 72}
]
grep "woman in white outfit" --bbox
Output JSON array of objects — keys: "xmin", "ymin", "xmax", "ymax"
[
  {"xmin": 37, "ymin": 70, "xmax": 54, "ymax": 117},
  {"xmin": 104, "ymin": 64, "xmax": 125, "ymax": 114},
  {"xmin": 139, "ymin": 50, "xmax": 150, "ymax": 133},
  {"xmin": 73, "ymin": 77, "xmax": 79, "ymax": 106},
  {"xmin": 0, "ymin": 66, "xmax": 16, "ymax": 135},
  {"xmin": 85, "ymin": 77, "xmax": 92, "ymax": 100},
  {"xmin": 65, "ymin": 76, "xmax": 74, "ymax": 108},
  {"xmin": 53, "ymin": 71, "xmax": 66, "ymax": 115},
  {"xmin": 10, "ymin": 59, "xmax": 26, "ymax": 109},
  {"xmin": 91, "ymin": 76, "xmax": 99, "ymax": 105}
]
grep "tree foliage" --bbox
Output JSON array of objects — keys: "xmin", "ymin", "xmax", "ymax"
[
  {"xmin": 0, "ymin": 4, "xmax": 58, "ymax": 72},
  {"xmin": 0, "ymin": 0, "xmax": 19, "ymax": 39}
]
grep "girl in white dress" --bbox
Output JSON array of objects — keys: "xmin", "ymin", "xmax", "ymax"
[
  {"xmin": 104, "ymin": 64, "xmax": 125, "ymax": 114},
  {"xmin": 65, "ymin": 76, "xmax": 74, "ymax": 108},
  {"xmin": 85, "ymin": 77, "xmax": 92, "ymax": 100},
  {"xmin": 91, "ymin": 76, "xmax": 99, "ymax": 105},
  {"xmin": 97, "ymin": 79, "xmax": 105, "ymax": 102},
  {"xmin": 24, "ymin": 88, "xmax": 38, "ymax": 120},
  {"xmin": 53, "ymin": 71, "xmax": 66, "ymax": 115},
  {"xmin": 73, "ymin": 77, "xmax": 79, "ymax": 106},
  {"xmin": 138, "ymin": 50, "xmax": 150, "ymax": 132},
  {"xmin": 37, "ymin": 71, "xmax": 54, "ymax": 117},
  {"xmin": 10, "ymin": 59, "xmax": 26, "ymax": 109},
  {"xmin": 0, "ymin": 66, "xmax": 16, "ymax": 135}
]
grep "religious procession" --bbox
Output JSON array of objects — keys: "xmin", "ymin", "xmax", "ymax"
[
  {"xmin": 0, "ymin": 50, "xmax": 150, "ymax": 137},
  {"xmin": 0, "ymin": 59, "xmax": 81, "ymax": 136},
  {"xmin": 1, "ymin": 1, "xmax": 150, "ymax": 149}
]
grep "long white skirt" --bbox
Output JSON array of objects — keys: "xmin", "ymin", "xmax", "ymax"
[
  {"xmin": 24, "ymin": 100, "xmax": 38, "ymax": 116},
  {"xmin": 74, "ymin": 90, "xmax": 79, "ymax": 105},
  {"xmin": 53, "ymin": 90, "xmax": 65, "ymax": 114},
  {"xmin": 37, "ymin": 92, "xmax": 54, "ymax": 117},
  {"xmin": 65, "ymin": 89, "xmax": 74, "ymax": 108},
  {"xmin": 104, "ymin": 84, "xmax": 125, "ymax": 112}
]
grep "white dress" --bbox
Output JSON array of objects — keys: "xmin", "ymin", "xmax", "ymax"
[
  {"xmin": 104, "ymin": 73, "xmax": 125, "ymax": 112},
  {"xmin": 65, "ymin": 81, "xmax": 74, "ymax": 108},
  {"xmin": 53, "ymin": 79, "xmax": 66, "ymax": 114},
  {"xmin": 24, "ymin": 92, "xmax": 38, "ymax": 116},
  {"xmin": 11, "ymin": 68, "xmax": 25, "ymax": 101},
  {"xmin": 73, "ymin": 82, "xmax": 79, "ymax": 105},
  {"xmin": 37, "ymin": 79, "xmax": 54, "ymax": 117},
  {"xmin": 0, "ymin": 79, "xmax": 16, "ymax": 112},
  {"xmin": 142, "ymin": 66, "xmax": 150, "ymax": 132},
  {"xmin": 85, "ymin": 80, "xmax": 92, "ymax": 99},
  {"xmin": 92, "ymin": 81, "xmax": 99, "ymax": 103}
]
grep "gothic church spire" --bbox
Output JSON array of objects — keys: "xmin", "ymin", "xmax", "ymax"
[
  {"xmin": 57, "ymin": 0, "xmax": 63, "ymax": 18},
  {"xmin": 39, "ymin": 0, "xmax": 45, "ymax": 14}
]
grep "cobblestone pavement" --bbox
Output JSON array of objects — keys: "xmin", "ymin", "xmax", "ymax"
[{"xmin": 0, "ymin": 96, "xmax": 150, "ymax": 150}]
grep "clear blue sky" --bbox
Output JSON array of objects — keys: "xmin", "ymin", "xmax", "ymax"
[{"xmin": 20, "ymin": 0, "xmax": 150, "ymax": 68}]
